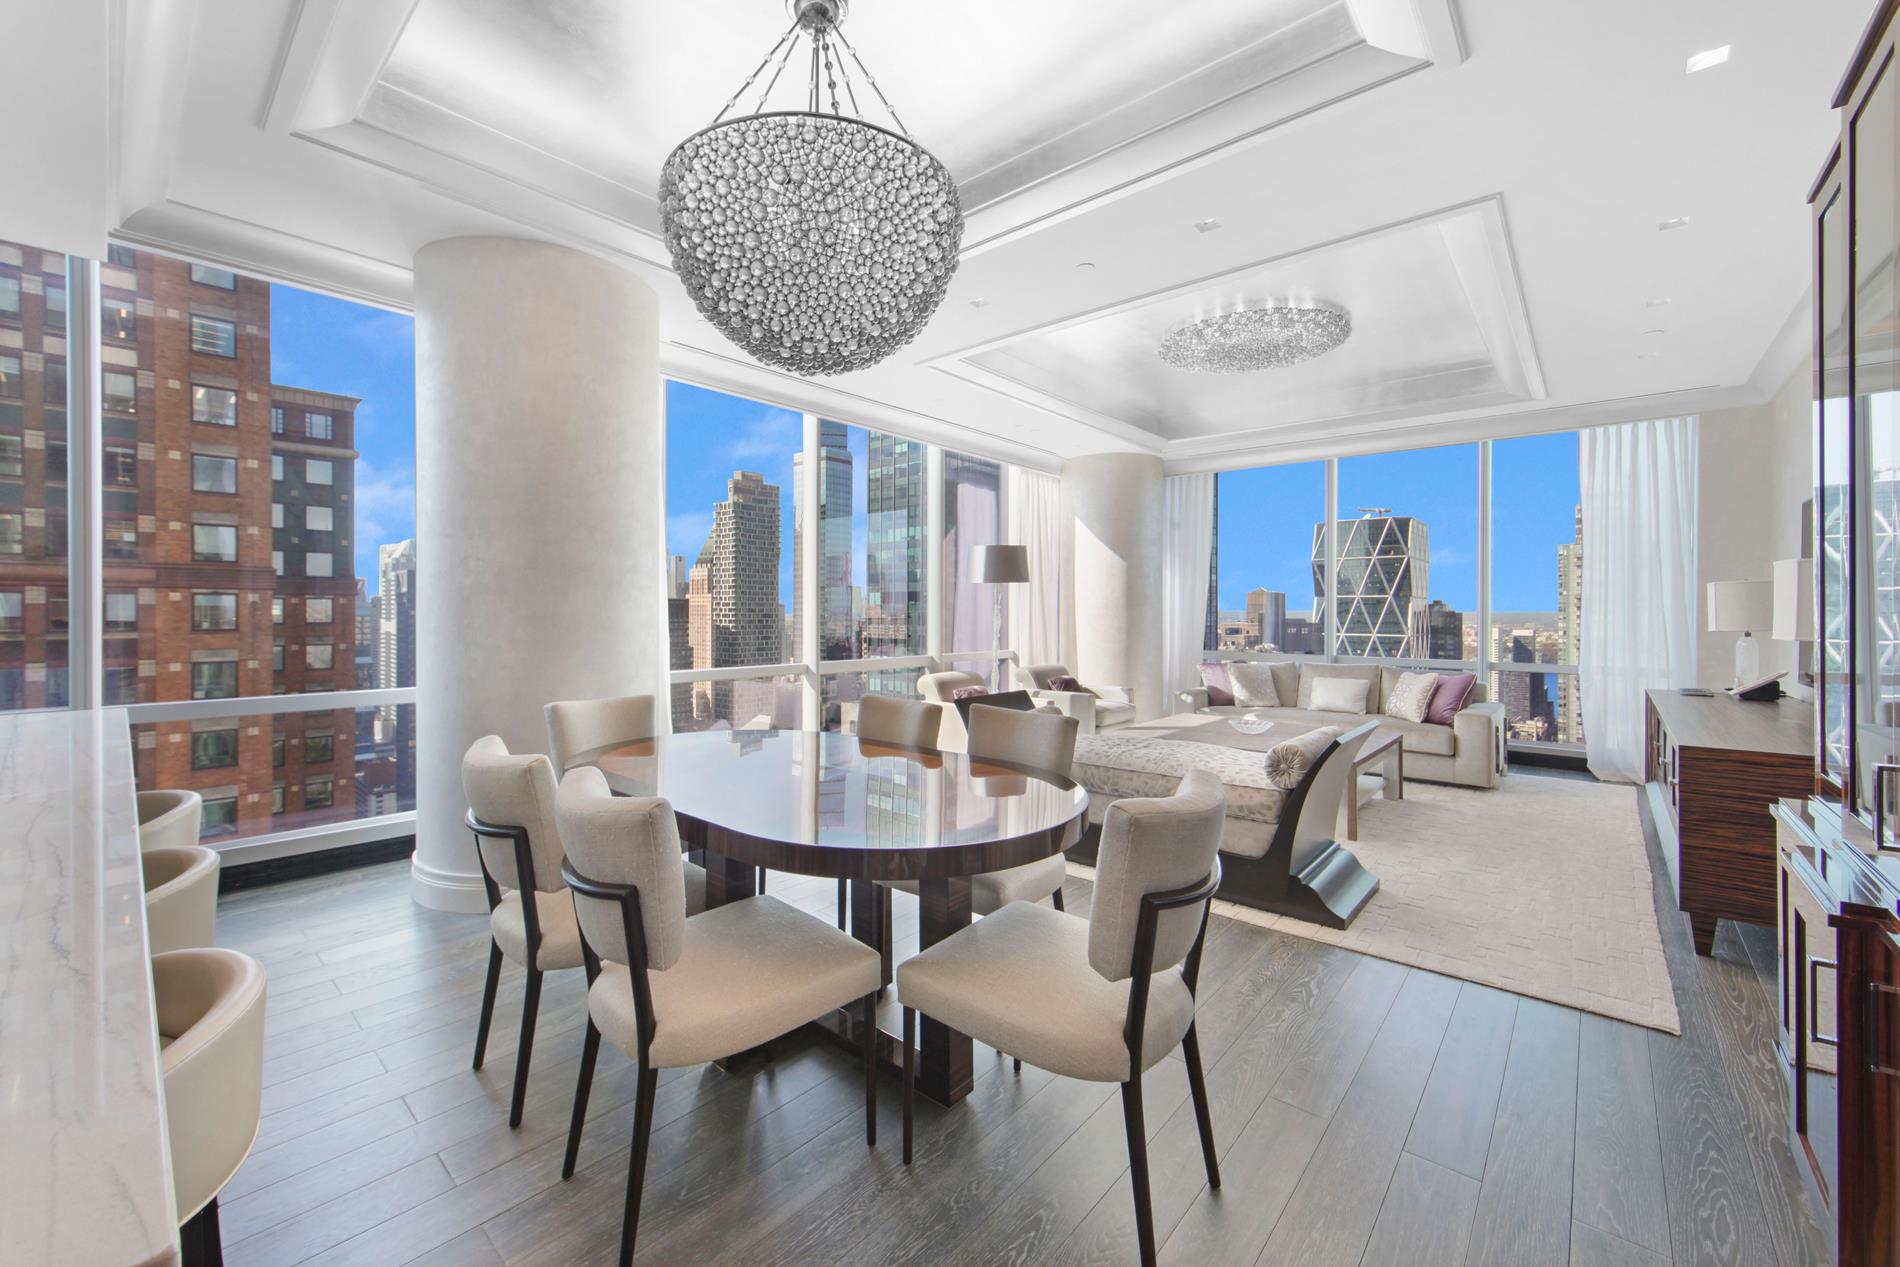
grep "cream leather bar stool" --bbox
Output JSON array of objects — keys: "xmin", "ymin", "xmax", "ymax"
[
  {"xmin": 555, "ymin": 767, "xmax": 882, "ymax": 1267},
  {"xmin": 138, "ymin": 789, "xmax": 202, "ymax": 852},
  {"xmin": 544, "ymin": 693, "xmax": 657, "ymax": 773},
  {"xmin": 898, "ymin": 770, "xmax": 1227, "ymax": 1267},
  {"xmin": 153, "ymin": 946, "xmax": 267, "ymax": 1267},
  {"xmin": 463, "ymin": 735, "xmax": 588, "ymax": 1129},
  {"xmin": 144, "ymin": 845, "xmax": 221, "ymax": 955}
]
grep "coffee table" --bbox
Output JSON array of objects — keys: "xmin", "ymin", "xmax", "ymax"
[{"xmin": 1345, "ymin": 728, "xmax": 1403, "ymax": 840}]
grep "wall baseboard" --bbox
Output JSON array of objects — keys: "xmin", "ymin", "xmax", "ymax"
[{"xmin": 220, "ymin": 835, "xmax": 416, "ymax": 893}]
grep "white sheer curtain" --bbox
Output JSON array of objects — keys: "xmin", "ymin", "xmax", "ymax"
[
  {"xmin": 1006, "ymin": 467, "xmax": 1065, "ymax": 669},
  {"xmin": 1162, "ymin": 473, "xmax": 1216, "ymax": 708},
  {"xmin": 1579, "ymin": 416, "xmax": 1700, "ymax": 782}
]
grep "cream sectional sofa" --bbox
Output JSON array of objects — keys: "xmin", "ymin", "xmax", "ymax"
[{"xmin": 1176, "ymin": 660, "xmax": 1508, "ymax": 790}]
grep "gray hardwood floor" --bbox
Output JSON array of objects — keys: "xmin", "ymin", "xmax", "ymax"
[{"xmin": 211, "ymin": 779, "xmax": 1833, "ymax": 1266}]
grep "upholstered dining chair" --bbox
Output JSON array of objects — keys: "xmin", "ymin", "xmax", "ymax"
[
  {"xmin": 897, "ymin": 769, "xmax": 1227, "ymax": 1267},
  {"xmin": 846, "ymin": 694, "xmax": 944, "ymax": 931},
  {"xmin": 554, "ymin": 767, "xmax": 882, "ymax": 1267},
  {"xmin": 462, "ymin": 734, "xmax": 590, "ymax": 1129},
  {"xmin": 153, "ymin": 946, "xmax": 267, "ymax": 1267},
  {"xmin": 544, "ymin": 693, "xmax": 657, "ymax": 773},
  {"xmin": 138, "ymin": 788, "xmax": 202, "ymax": 852},
  {"xmin": 143, "ymin": 845, "xmax": 220, "ymax": 955}
]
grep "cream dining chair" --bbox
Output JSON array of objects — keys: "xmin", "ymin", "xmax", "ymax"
[
  {"xmin": 897, "ymin": 769, "xmax": 1227, "ymax": 1267},
  {"xmin": 544, "ymin": 693, "xmax": 657, "ymax": 773},
  {"xmin": 154, "ymin": 946, "xmax": 267, "ymax": 1267},
  {"xmin": 554, "ymin": 766, "xmax": 882, "ymax": 1266}
]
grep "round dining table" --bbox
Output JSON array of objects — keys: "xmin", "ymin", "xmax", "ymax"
[{"xmin": 567, "ymin": 727, "xmax": 1089, "ymax": 1105}]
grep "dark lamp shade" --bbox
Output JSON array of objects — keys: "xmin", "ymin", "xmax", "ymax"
[{"xmin": 970, "ymin": 544, "xmax": 1030, "ymax": 585}]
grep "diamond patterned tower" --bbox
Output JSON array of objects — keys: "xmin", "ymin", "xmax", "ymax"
[{"xmin": 1311, "ymin": 513, "xmax": 1432, "ymax": 657}]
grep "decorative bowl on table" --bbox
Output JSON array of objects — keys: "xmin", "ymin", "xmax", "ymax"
[{"xmin": 1231, "ymin": 712, "xmax": 1275, "ymax": 735}]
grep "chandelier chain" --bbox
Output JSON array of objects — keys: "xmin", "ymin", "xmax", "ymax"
[
  {"xmin": 712, "ymin": 19, "xmax": 802, "ymax": 125},
  {"xmin": 750, "ymin": 28, "xmax": 802, "ymax": 116},
  {"xmin": 830, "ymin": 25, "xmax": 911, "ymax": 138}
]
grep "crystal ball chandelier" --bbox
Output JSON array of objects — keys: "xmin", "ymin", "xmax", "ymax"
[
  {"xmin": 659, "ymin": 0, "xmax": 962, "ymax": 377},
  {"xmin": 1158, "ymin": 304, "xmax": 1353, "ymax": 374}
]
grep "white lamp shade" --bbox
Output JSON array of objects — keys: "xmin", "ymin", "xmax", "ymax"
[
  {"xmin": 1706, "ymin": 579, "xmax": 1774, "ymax": 633},
  {"xmin": 1772, "ymin": 558, "xmax": 1815, "ymax": 641},
  {"xmin": 970, "ymin": 544, "xmax": 1029, "ymax": 584}
]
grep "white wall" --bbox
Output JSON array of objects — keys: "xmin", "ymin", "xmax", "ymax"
[{"xmin": 1695, "ymin": 355, "xmax": 1813, "ymax": 693}]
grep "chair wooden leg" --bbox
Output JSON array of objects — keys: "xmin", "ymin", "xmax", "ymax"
[
  {"xmin": 1121, "ymin": 1077, "xmax": 1157, "ymax": 1267},
  {"xmin": 880, "ymin": 886, "xmax": 894, "ymax": 987},
  {"xmin": 837, "ymin": 877, "xmax": 848, "ymax": 930},
  {"xmin": 509, "ymin": 967, "xmax": 543, "ymax": 1128},
  {"xmin": 1051, "ymin": 885, "xmax": 1065, "ymax": 912},
  {"xmin": 1013, "ymin": 1057, "xmax": 1022, "ymax": 1074},
  {"xmin": 901, "ymin": 1006, "xmax": 915, "ymax": 1164},
  {"xmin": 1182, "ymin": 1024, "xmax": 1220, "ymax": 1189},
  {"xmin": 562, "ymin": 1019, "xmax": 601, "ymax": 1179},
  {"xmin": 757, "ymin": 865, "xmax": 768, "ymax": 893},
  {"xmin": 471, "ymin": 941, "xmax": 503, "ymax": 1070},
  {"xmin": 179, "ymin": 1195, "xmax": 223, "ymax": 1267},
  {"xmin": 863, "ymin": 993, "xmax": 878, "ymax": 1146},
  {"xmin": 619, "ymin": 1065, "xmax": 659, "ymax": 1267}
]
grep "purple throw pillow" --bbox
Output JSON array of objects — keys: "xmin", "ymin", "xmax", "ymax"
[
  {"xmin": 1047, "ymin": 674, "xmax": 1084, "ymax": 693},
  {"xmin": 1198, "ymin": 662, "xmax": 1235, "ymax": 706},
  {"xmin": 951, "ymin": 685, "xmax": 989, "ymax": 702},
  {"xmin": 1425, "ymin": 672, "xmax": 1476, "ymax": 725}
]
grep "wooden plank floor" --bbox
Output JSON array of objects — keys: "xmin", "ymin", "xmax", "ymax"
[{"xmin": 212, "ymin": 777, "xmax": 1833, "ymax": 1266}]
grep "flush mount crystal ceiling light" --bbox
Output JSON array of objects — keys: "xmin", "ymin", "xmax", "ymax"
[
  {"xmin": 1158, "ymin": 304, "xmax": 1353, "ymax": 374},
  {"xmin": 659, "ymin": 0, "xmax": 962, "ymax": 377}
]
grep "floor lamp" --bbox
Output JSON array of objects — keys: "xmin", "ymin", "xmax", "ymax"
[{"xmin": 970, "ymin": 545, "xmax": 1029, "ymax": 691}]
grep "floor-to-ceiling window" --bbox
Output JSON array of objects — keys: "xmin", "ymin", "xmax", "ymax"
[
  {"xmin": 0, "ymin": 241, "xmax": 71, "ymax": 711},
  {"xmin": 1209, "ymin": 460, "xmax": 1327, "ymax": 655},
  {"xmin": 941, "ymin": 448, "xmax": 1009, "ymax": 683},
  {"xmin": 1489, "ymin": 430, "xmax": 1583, "ymax": 745},
  {"xmin": 663, "ymin": 381, "xmax": 803, "ymax": 732},
  {"xmin": 75, "ymin": 243, "xmax": 420, "ymax": 844},
  {"xmin": 1334, "ymin": 443, "xmax": 1479, "ymax": 661}
]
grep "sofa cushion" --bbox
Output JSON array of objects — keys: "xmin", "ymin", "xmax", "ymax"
[
  {"xmin": 1297, "ymin": 664, "xmax": 1384, "ymax": 714},
  {"xmin": 1093, "ymin": 700, "xmax": 1137, "ymax": 729},
  {"xmin": 1426, "ymin": 672, "xmax": 1477, "ymax": 724},
  {"xmin": 951, "ymin": 685, "xmax": 989, "ymax": 702},
  {"xmin": 1385, "ymin": 671, "xmax": 1440, "ymax": 723},
  {"xmin": 1309, "ymin": 675, "xmax": 1371, "ymax": 714},
  {"xmin": 1198, "ymin": 662, "xmax": 1235, "ymax": 706},
  {"xmin": 1266, "ymin": 660, "xmax": 1302, "ymax": 708},
  {"xmin": 1376, "ymin": 715, "xmax": 1457, "ymax": 757},
  {"xmin": 1229, "ymin": 662, "xmax": 1281, "ymax": 707}
]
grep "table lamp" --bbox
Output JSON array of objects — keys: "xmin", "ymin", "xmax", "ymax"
[
  {"xmin": 970, "ymin": 544, "xmax": 1029, "ymax": 691},
  {"xmin": 1707, "ymin": 579, "xmax": 1774, "ymax": 688}
]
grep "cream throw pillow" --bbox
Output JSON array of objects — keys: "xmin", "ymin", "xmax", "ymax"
[
  {"xmin": 1308, "ymin": 675, "xmax": 1371, "ymax": 715},
  {"xmin": 1228, "ymin": 662, "xmax": 1281, "ymax": 707},
  {"xmin": 1385, "ymin": 670, "xmax": 1440, "ymax": 723},
  {"xmin": 1265, "ymin": 725, "xmax": 1343, "ymax": 789}
]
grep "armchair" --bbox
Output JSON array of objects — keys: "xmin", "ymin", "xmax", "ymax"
[{"xmin": 1014, "ymin": 663, "xmax": 1136, "ymax": 734}]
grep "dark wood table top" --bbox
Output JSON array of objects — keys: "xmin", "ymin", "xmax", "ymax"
[{"xmin": 568, "ymin": 728, "xmax": 1088, "ymax": 883}]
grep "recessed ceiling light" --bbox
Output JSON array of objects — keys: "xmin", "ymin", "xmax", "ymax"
[
  {"xmin": 1645, "ymin": 297, "xmax": 1672, "ymax": 308},
  {"xmin": 1193, "ymin": 218, "xmax": 1222, "ymax": 234},
  {"xmin": 1637, "ymin": 352, "xmax": 1663, "ymax": 360},
  {"xmin": 968, "ymin": 298, "xmax": 989, "ymax": 309},
  {"xmin": 1686, "ymin": 45, "xmax": 1731, "ymax": 74},
  {"xmin": 1658, "ymin": 216, "xmax": 1692, "ymax": 231},
  {"xmin": 1643, "ymin": 328, "xmax": 1667, "ymax": 336},
  {"xmin": 1075, "ymin": 261, "xmax": 1097, "ymax": 272}
]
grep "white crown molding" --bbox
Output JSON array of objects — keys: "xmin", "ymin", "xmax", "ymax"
[
  {"xmin": 1745, "ymin": 287, "xmax": 1813, "ymax": 401},
  {"xmin": 112, "ymin": 0, "xmax": 198, "ymax": 226}
]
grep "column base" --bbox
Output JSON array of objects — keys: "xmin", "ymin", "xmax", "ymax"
[{"xmin": 409, "ymin": 855, "xmax": 488, "ymax": 913}]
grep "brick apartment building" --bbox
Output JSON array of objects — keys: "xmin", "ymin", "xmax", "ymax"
[{"xmin": 0, "ymin": 240, "xmax": 360, "ymax": 840}]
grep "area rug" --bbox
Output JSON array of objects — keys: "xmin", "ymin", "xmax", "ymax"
[{"xmin": 1073, "ymin": 773, "xmax": 1681, "ymax": 1034}]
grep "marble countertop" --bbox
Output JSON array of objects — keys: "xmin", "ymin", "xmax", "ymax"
[{"xmin": 0, "ymin": 709, "xmax": 179, "ymax": 1266}]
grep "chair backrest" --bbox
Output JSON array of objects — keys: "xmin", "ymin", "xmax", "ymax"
[
  {"xmin": 137, "ymin": 789, "xmax": 202, "ymax": 852},
  {"xmin": 1017, "ymin": 663, "xmax": 1071, "ymax": 691},
  {"xmin": 544, "ymin": 694, "xmax": 657, "ymax": 773},
  {"xmin": 461, "ymin": 735, "xmax": 566, "ymax": 893},
  {"xmin": 1287, "ymin": 721, "xmax": 1379, "ymax": 873},
  {"xmin": 555, "ymin": 766, "xmax": 689, "ymax": 972},
  {"xmin": 967, "ymin": 705, "xmax": 1079, "ymax": 778},
  {"xmin": 152, "ymin": 947, "xmax": 266, "ymax": 1223},
  {"xmin": 1087, "ymin": 768, "xmax": 1226, "ymax": 982},
  {"xmin": 858, "ymin": 693, "xmax": 942, "ymax": 749},
  {"xmin": 143, "ymin": 845, "xmax": 221, "ymax": 956},
  {"xmin": 917, "ymin": 669, "xmax": 984, "ymax": 703}
]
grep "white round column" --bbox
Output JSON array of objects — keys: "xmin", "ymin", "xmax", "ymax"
[
  {"xmin": 410, "ymin": 237, "xmax": 664, "ymax": 911},
  {"xmin": 1061, "ymin": 453, "xmax": 1165, "ymax": 719}
]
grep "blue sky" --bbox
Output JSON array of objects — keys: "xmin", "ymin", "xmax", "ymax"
[
  {"xmin": 1216, "ymin": 433, "xmax": 1580, "ymax": 615},
  {"xmin": 664, "ymin": 381, "xmax": 800, "ymax": 606},
  {"xmin": 270, "ymin": 285, "xmax": 417, "ymax": 596}
]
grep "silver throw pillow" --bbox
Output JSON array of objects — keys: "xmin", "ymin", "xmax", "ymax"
[
  {"xmin": 1264, "ymin": 725, "xmax": 1343, "ymax": 789},
  {"xmin": 1229, "ymin": 661, "xmax": 1281, "ymax": 707}
]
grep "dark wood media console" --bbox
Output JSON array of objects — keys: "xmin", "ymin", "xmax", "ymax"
[{"xmin": 1644, "ymin": 689, "xmax": 1814, "ymax": 955}]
